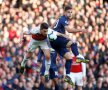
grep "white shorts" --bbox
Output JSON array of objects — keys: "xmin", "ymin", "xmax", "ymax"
[
  {"xmin": 27, "ymin": 38, "xmax": 49, "ymax": 52},
  {"xmin": 68, "ymin": 72, "xmax": 83, "ymax": 86}
]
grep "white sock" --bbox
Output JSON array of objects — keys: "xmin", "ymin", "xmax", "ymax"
[
  {"xmin": 45, "ymin": 60, "xmax": 51, "ymax": 75},
  {"xmin": 21, "ymin": 54, "xmax": 28, "ymax": 67}
]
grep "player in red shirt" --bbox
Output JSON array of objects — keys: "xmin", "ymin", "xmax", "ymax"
[{"xmin": 65, "ymin": 55, "xmax": 86, "ymax": 90}]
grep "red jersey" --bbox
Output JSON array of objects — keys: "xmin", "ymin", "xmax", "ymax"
[
  {"xmin": 70, "ymin": 57, "xmax": 82, "ymax": 73},
  {"xmin": 32, "ymin": 34, "xmax": 47, "ymax": 41}
]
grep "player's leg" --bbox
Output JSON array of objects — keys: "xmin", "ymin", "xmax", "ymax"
[
  {"xmin": 64, "ymin": 72, "xmax": 75, "ymax": 87},
  {"xmin": 50, "ymin": 38, "xmax": 73, "ymax": 76},
  {"xmin": 64, "ymin": 52, "xmax": 73, "ymax": 75},
  {"xmin": 37, "ymin": 48, "xmax": 44, "ymax": 63},
  {"xmin": 66, "ymin": 40, "xmax": 89, "ymax": 63},
  {"xmin": 39, "ymin": 62, "xmax": 52, "ymax": 90},
  {"xmin": 37, "ymin": 48, "xmax": 51, "ymax": 90},
  {"xmin": 40, "ymin": 41, "xmax": 51, "ymax": 75},
  {"xmin": 53, "ymin": 47, "xmax": 74, "ymax": 86},
  {"xmin": 50, "ymin": 37, "xmax": 72, "ymax": 75},
  {"xmin": 39, "ymin": 76, "xmax": 45, "ymax": 90},
  {"xmin": 42, "ymin": 48, "xmax": 51, "ymax": 75},
  {"xmin": 66, "ymin": 40, "xmax": 79, "ymax": 56},
  {"xmin": 21, "ymin": 51, "xmax": 32, "ymax": 67},
  {"xmin": 50, "ymin": 49, "xmax": 58, "ymax": 79},
  {"xmin": 49, "ymin": 49, "xmax": 60, "ymax": 90},
  {"xmin": 39, "ymin": 40, "xmax": 51, "ymax": 75},
  {"xmin": 76, "ymin": 72, "xmax": 83, "ymax": 90},
  {"xmin": 20, "ymin": 51, "xmax": 32, "ymax": 73},
  {"xmin": 38, "ymin": 55, "xmax": 47, "ymax": 90},
  {"xmin": 20, "ymin": 39, "xmax": 38, "ymax": 73},
  {"xmin": 50, "ymin": 37, "xmax": 74, "ymax": 84},
  {"xmin": 35, "ymin": 48, "xmax": 44, "ymax": 72},
  {"xmin": 56, "ymin": 48, "xmax": 73, "ymax": 75},
  {"xmin": 38, "ymin": 48, "xmax": 56, "ymax": 89},
  {"xmin": 49, "ymin": 67, "xmax": 59, "ymax": 90}
]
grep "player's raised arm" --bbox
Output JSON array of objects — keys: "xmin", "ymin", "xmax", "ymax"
[
  {"xmin": 19, "ymin": 26, "xmax": 38, "ymax": 43},
  {"xmin": 22, "ymin": 27, "xmax": 39, "ymax": 35},
  {"xmin": 19, "ymin": 27, "xmax": 30, "ymax": 43},
  {"xmin": 65, "ymin": 25, "xmax": 87, "ymax": 33},
  {"xmin": 48, "ymin": 28, "xmax": 71, "ymax": 40},
  {"xmin": 56, "ymin": 32, "xmax": 71, "ymax": 40}
]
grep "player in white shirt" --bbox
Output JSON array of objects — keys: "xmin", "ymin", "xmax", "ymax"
[{"xmin": 20, "ymin": 22, "xmax": 70, "ymax": 75}]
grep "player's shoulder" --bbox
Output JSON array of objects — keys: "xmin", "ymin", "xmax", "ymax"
[
  {"xmin": 60, "ymin": 15, "xmax": 67, "ymax": 20},
  {"xmin": 59, "ymin": 15, "xmax": 68, "ymax": 23},
  {"xmin": 59, "ymin": 15, "xmax": 68, "ymax": 25}
]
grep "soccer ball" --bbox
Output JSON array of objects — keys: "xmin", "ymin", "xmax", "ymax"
[{"xmin": 48, "ymin": 31, "xmax": 57, "ymax": 41}]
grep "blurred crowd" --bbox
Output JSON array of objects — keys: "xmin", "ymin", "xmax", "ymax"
[{"xmin": 0, "ymin": 0, "xmax": 108, "ymax": 90}]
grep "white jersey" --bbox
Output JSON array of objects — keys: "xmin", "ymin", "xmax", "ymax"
[
  {"xmin": 23, "ymin": 26, "xmax": 57, "ymax": 52},
  {"xmin": 23, "ymin": 26, "xmax": 57, "ymax": 41}
]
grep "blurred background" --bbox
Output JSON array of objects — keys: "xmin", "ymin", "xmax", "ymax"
[{"xmin": 0, "ymin": 0, "xmax": 108, "ymax": 90}]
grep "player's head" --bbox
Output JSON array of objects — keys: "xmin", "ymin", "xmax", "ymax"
[
  {"xmin": 64, "ymin": 5, "xmax": 72, "ymax": 20},
  {"xmin": 40, "ymin": 22, "xmax": 49, "ymax": 35}
]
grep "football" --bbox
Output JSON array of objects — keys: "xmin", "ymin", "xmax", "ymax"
[{"xmin": 48, "ymin": 31, "xmax": 57, "ymax": 41}]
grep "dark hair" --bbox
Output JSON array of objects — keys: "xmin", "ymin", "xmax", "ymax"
[
  {"xmin": 40, "ymin": 22, "xmax": 49, "ymax": 30},
  {"xmin": 64, "ymin": 5, "xmax": 72, "ymax": 11}
]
